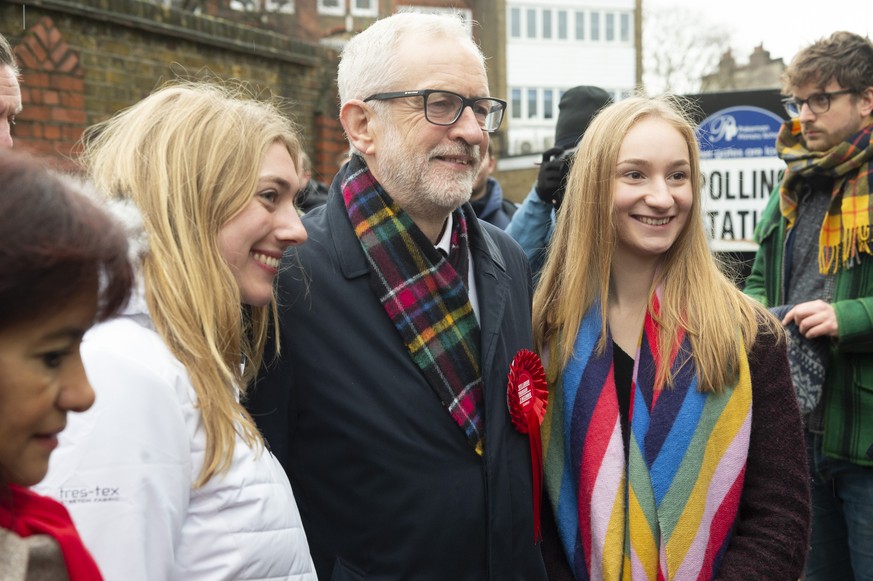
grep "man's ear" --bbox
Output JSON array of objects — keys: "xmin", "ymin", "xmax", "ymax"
[
  {"xmin": 859, "ymin": 87, "xmax": 873, "ymax": 117},
  {"xmin": 341, "ymin": 100, "xmax": 376, "ymax": 155}
]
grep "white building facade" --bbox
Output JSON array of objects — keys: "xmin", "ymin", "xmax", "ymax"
[{"xmin": 505, "ymin": 0, "xmax": 637, "ymax": 155}]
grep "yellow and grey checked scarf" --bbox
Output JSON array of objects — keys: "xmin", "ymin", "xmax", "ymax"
[{"xmin": 776, "ymin": 118, "xmax": 873, "ymax": 273}]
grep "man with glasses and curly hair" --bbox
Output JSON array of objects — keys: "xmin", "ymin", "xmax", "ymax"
[
  {"xmin": 247, "ymin": 11, "xmax": 548, "ymax": 581},
  {"xmin": 744, "ymin": 31, "xmax": 873, "ymax": 581}
]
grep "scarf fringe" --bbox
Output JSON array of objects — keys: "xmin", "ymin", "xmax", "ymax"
[{"xmin": 821, "ymin": 225, "xmax": 872, "ymax": 274}]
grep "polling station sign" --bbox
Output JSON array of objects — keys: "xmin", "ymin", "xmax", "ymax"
[{"xmin": 696, "ymin": 104, "xmax": 786, "ymax": 252}]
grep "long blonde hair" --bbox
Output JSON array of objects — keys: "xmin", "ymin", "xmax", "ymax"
[
  {"xmin": 82, "ymin": 81, "xmax": 300, "ymax": 486},
  {"xmin": 533, "ymin": 95, "xmax": 780, "ymax": 393}
]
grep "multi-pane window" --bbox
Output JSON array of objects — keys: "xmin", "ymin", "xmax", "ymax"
[
  {"xmin": 232, "ymin": 0, "xmax": 294, "ymax": 13},
  {"xmin": 620, "ymin": 13, "xmax": 630, "ymax": 42},
  {"xmin": 543, "ymin": 89, "xmax": 554, "ymax": 120},
  {"xmin": 511, "ymin": 87, "xmax": 628, "ymax": 121},
  {"xmin": 317, "ymin": 0, "xmax": 343, "ymax": 15},
  {"xmin": 512, "ymin": 88, "xmax": 522, "ymax": 119},
  {"xmin": 508, "ymin": 7, "xmax": 632, "ymax": 45},
  {"xmin": 542, "ymin": 9, "xmax": 552, "ymax": 39},
  {"xmin": 350, "ymin": 0, "xmax": 376, "ymax": 17}
]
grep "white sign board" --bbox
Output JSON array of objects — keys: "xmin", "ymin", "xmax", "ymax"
[{"xmin": 697, "ymin": 106, "xmax": 786, "ymax": 252}]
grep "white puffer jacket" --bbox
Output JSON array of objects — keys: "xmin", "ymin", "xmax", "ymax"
[{"xmin": 36, "ymin": 293, "xmax": 316, "ymax": 581}]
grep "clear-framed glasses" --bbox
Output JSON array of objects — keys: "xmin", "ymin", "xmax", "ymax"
[
  {"xmin": 363, "ymin": 89, "xmax": 507, "ymax": 132},
  {"xmin": 781, "ymin": 89, "xmax": 856, "ymax": 118}
]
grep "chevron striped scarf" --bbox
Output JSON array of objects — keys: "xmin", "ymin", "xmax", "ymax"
[
  {"xmin": 542, "ymin": 293, "xmax": 752, "ymax": 580},
  {"xmin": 777, "ymin": 118, "xmax": 873, "ymax": 274},
  {"xmin": 341, "ymin": 155, "xmax": 486, "ymax": 455}
]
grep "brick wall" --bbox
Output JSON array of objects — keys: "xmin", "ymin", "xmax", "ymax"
[
  {"xmin": 1, "ymin": 0, "xmax": 342, "ymax": 174},
  {"xmin": 2, "ymin": 0, "xmax": 505, "ymax": 185},
  {"xmin": 11, "ymin": 16, "xmax": 86, "ymax": 171}
]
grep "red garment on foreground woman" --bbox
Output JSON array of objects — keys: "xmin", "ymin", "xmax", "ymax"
[{"xmin": 0, "ymin": 485, "xmax": 102, "ymax": 580}]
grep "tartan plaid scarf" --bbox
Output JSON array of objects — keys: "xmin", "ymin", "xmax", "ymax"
[
  {"xmin": 776, "ymin": 118, "xmax": 873, "ymax": 273},
  {"xmin": 341, "ymin": 155, "xmax": 486, "ymax": 455}
]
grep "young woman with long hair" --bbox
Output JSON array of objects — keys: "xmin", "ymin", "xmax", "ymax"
[
  {"xmin": 535, "ymin": 96, "xmax": 811, "ymax": 580},
  {"xmin": 37, "ymin": 82, "xmax": 317, "ymax": 580}
]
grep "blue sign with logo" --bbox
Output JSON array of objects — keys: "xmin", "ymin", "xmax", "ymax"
[{"xmin": 697, "ymin": 106, "xmax": 784, "ymax": 160}]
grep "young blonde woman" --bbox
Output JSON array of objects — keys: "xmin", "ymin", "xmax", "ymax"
[
  {"xmin": 534, "ymin": 96, "xmax": 811, "ymax": 580},
  {"xmin": 36, "ymin": 82, "xmax": 317, "ymax": 580}
]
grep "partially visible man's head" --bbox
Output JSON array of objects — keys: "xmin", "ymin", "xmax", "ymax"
[
  {"xmin": 471, "ymin": 143, "xmax": 494, "ymax": 201},
  {"xmin": 0, "ymin": 33, "xmax": 22, "ymax": 149},
  {"xmin": 782, "ymin": 31, "xmax": 873, "ymax": 151},
  {"xmin": 337, "ymin": 13, "xmax": 497, "ymax": 217}
]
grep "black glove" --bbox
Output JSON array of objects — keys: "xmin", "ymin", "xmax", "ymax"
[{"xmin": 536, "ymin": 147, "xmax": 570, "ymax": 211}]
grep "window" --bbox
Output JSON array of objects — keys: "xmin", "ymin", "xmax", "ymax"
[
  {"xmin": 512, "ymin": 88, "xmax": 522, "ymax": 119},
  {"xmin": 510, "ymin": 8, "xmax": 521, "ymax": 38},
  {"xmin": 350, "ymin": 0, "xmax": 376, "ymax": 17},
  {"xmin": 527, "ymin": 89, "xmax": 537, "ymax": 118},
  {"xmin": 557, "ymin": 11, "xmax": 567, "ymax": 40},
  {"xmin": 543, "ymin": 89, "xmax": 554, "ymax": 119},
  {"xmin": 317, "ymin": 0, "xmax": 343, "ymax": 16},
  {"xmin": 232, "ymin": 0, "xmax": 295, "ymax": 13},
  {"xmin": 230, "ymin": 0, "xmax": 255, "ymax": 11},
  {"xmin": 590, "ymin": 11, "xmax": 600, "ymax": 41},
  {"xmin": 526, "ymin": 9, "xmax": 536, "ymax": 38},
  {"xmin": 575, "ymin": 11, "xmax": 585, "ymax": 40},
  {"xmin": 542, "ymin": 9, "xmax": 552, "ymax": 39},
  {"xmin": 620, "ymin": 13, "xmax": 630, "ymax": 43},
  {"xmin": 605, "ymin": 13, "xmax": 615, "ymax": 41}
]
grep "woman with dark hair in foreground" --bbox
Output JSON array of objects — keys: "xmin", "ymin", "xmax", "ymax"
[{"xmin": 0, "ymin": 151, "xmax": 133, "ymax": 580}]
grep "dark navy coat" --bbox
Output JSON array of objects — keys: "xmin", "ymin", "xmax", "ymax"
[{"xmin": 247, "ymin": 167, "xmax": 547, "ymax": 581}]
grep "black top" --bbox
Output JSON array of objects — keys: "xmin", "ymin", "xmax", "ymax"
[{"xmin": 613, "ymin": 341, "xmax": 634, "ymax": 455}]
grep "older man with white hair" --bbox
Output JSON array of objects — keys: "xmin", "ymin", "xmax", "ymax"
[{"xmin": 248, "ymin": 12, "xmax": 548, "ymax": 581}]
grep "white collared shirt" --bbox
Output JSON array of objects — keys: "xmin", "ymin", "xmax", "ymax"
[{"xmin": 435, "ymin": 212, "xmax": 480, "ymax": 323}]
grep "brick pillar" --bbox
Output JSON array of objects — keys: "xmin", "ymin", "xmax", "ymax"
[{"xmin": 13, "ymin": 17, "xmax": 87, "ymax": 171}]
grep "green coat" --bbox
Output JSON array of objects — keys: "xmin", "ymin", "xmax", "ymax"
[{"xmin": 744, "ymin": 190, "xmax": 873, "ymax": 466}]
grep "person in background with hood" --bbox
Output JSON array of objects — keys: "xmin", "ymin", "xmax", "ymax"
[{"xmin": 506, "ymin": 85, "xmax": 612, "ymax": 279}]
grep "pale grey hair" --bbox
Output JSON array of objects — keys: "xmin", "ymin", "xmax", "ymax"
[{"xmin": 336, "ymin": 12, "xmax": 485, "ymax": 105}]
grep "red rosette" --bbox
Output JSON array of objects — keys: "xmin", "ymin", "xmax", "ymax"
[
  {"xmin": 506, "ymin": 349, "xmax": 548, "ymax": 543},
  {"xmin": 507, "ymin": 349, "xmax": 548, "ymax": 433}
]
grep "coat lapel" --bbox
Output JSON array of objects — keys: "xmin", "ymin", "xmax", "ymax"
[{"xmin": 468, "ymin": 214, "xmax": 510, "ymax": 385}]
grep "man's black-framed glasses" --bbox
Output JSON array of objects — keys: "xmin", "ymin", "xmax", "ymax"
[
  {"xmin": 781, "ymin": 89, "xmax": 856, "ymax": 118},
  {"xmin": 363, "ymin": 89, "xmax": 507, "ymax": 132}
]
